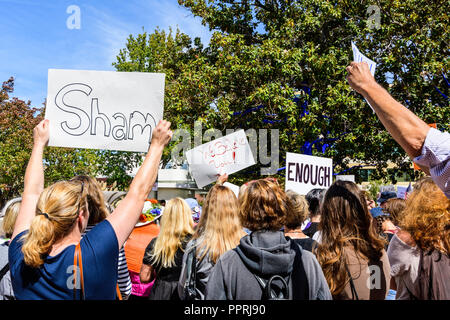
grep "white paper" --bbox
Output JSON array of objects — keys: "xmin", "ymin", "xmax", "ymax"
[
  {"xmin": 285, "ymin": 152, "xmax": 333, "ymax": 195},
  {"xmin": 396, "ymin": 186, "xmax": 408, "ymax": 199},
  {"xmin": 223, "ymin": 182, "xmax": 240, "ymax": 198},
  {"xmin": 351, "ymin": 42, "xmax": 377, "ymax": 112},
  {"xmin": 186, "ymin": 130, "xmax": 256, "ymax": 188},
  {"xmin": 335, "ymin": 175, "xmax": 355, "ymax": 183},
  {"xmin": 45, "ymin": 69, "xmax": 165, "ymax": 152}
]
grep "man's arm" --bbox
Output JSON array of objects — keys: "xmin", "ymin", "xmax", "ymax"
[
  {"xmin": 11, "ymin": 119, "xmax": 49, "ymax": 240},
  {"xmin": 346, "ymin": 62, "xmax": 431, "ymax": 159}
]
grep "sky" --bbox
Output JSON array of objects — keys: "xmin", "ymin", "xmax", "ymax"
[{"xmin": 0, "ymin": 0, "xmax": 212, "ymax": 108}]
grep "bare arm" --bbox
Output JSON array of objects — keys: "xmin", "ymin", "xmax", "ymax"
[
  {"xmin": 346, "ymin": 62, "xmax": 431, "ymax": 159},
  {"xmin": 139, "ymin": 263, "xmax": 156, "ymax": 283},
  {"xmin": 11, "ymin": 119, "xmax": 49, "ymax": 240},
  {"xmin": 106, "ymin": 120, "xmax": 172, "ymax": 249}
]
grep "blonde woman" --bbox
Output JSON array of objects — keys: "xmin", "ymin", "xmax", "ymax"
[
  {"xmin": 8, "ymin": 119, "xmax": 172, "ymax": 299},
  {"xmin": 284, "ymin": 190, "xmax": 318, "ymax": 252},
  {"xmin": 139, "ymin": 198, "xmax": 194, "ymax": 300},
  {"xmin": 178, "ymin": 184, "xmax": 246, "ymax": 300},
  {"xmin": 0, "ymin": 199, "xmax": 21, "ymax": 300}
]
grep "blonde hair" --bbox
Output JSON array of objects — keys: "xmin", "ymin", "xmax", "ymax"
[
  {"xmin": 71, "ymin": 175, "xmax": 109, "ymax": 224},
  {"xmin": 2, "ymin": 201, "xmax": 21, "ymax": 239},
  {"xmin": 149, "ymin": 198, "xmax": 194, "ymax": 269},
  {"xmin": 285, "ymin": 190, "xmax": 309, "ymax": 229},
  {"xmin": 21, "ymin": 180, "xmax": 88, "ymax": 268},
  {"xmin": 194, "ymin": 185, "xmax": 245, "ymax": 264}
]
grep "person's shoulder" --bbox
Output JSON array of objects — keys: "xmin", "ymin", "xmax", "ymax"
[{"xmin": 396, "ymin": 230, "xmax": 416, "ymax": 247}]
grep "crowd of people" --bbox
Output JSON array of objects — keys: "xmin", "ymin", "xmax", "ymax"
[{"xmin": 0, "ymin": 62, "xmax": 448, "ymax": 300}]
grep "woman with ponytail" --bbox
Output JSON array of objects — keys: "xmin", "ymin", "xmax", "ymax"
[{"xmin": 8, "ymin": 119, "xmax": 172, "ymax": 299}]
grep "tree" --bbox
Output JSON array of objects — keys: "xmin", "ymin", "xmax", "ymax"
[
  {"xmin": 114, "ymin": 0, "xmax": 449, "ymax": 186},
  {"xmin": 0, "ymin": 78, "xmax": 42, "ymax": 207}
]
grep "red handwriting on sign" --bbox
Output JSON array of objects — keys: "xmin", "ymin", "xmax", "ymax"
[{"xmin": 204, "ymin": 138, "xmax": 246, "ymax": 169}]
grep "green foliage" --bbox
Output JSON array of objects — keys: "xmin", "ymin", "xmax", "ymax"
[{"xmin": 115, "ymin": 0, "xmax": 449, "ymax": 185}]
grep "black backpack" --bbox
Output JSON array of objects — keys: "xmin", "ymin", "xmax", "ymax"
[
  {"xmin": 182, "ymin": 244, "xmax": 198, "ymax": 301},
  {"xmin": 247, "ymin": 240, "xmax": 310, "ymax": 300}
]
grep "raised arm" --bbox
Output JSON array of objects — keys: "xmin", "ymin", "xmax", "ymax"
[
  {"xmin": 107, "ymin": 120, "xmax": 172, "ymax": 248},
  {"xmin": 346, "ymin": 62, "xmax": 431, "ymax": 159},
  {"xmin": 11, "ymin": 119, "xmax": 49, "ymax": 240}
]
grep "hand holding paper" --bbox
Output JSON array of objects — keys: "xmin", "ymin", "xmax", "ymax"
[
  {"xmin": 346, "ymin": 61, "xmax": 377, "ymax": 95},
  {"xmin": 33, "ymin": 119, "xmax": 50, "ymax": 147},
  {"xmin": 350, "ymin": 42, "xmax": 378, "ymax": 112}
]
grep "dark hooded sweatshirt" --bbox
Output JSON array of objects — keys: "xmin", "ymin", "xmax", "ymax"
[{"xmin": 205, "ymin": 230, "xmax": 332, "ymax": 300}]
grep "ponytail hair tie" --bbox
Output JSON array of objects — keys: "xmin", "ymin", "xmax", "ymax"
[{"xmin": 37, "ymin": 212, "xmax": 51, "ymax": 220}]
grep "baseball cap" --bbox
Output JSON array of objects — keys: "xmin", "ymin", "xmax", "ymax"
[
  {"xmin": 185, "ymin": 198, "xmax": 202, "ymax": 221},
  {"xmin": 377, "ymin": 191, "xmax": 397, "ymax": 204},
  {"xmin": 370, "ymin": 207, "xmax": 390, "ymax": 218}
]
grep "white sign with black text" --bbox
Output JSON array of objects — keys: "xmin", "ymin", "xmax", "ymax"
[
  {"xmin": 285, "ymin": 153, "xmax": 333, "ymax": 195},
  {"xmin": 45, "ymin": 69, "xmax": 165, "ymax": 152}
]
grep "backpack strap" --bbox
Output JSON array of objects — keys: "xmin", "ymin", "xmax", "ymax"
[
  {"xmin": 73, "ymin": 243, "xmax": 85, "ymax": 300},
  {"xmin": 253, "ymin": 274, "xmax": 291, "ymax": 300},
  {"xmin": 290, "ymin": 240, "xmax": 310, "ymax": 300},
  {"xmin": 0, "ymin": 263, "xmax": 10, "ymax": 282},
  {"xmin": 183, "ymin": 241, "xmax": 198, "ymax": 300},
  {"xmin": 346, "ymin": 266, "xmax": 359, "ymax": 300},
  {"xmin": 116, "ymin": 284, "xmax": 122, "ymax": 300}
]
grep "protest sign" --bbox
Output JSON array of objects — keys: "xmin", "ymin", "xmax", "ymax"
[
  {"xmin": 335, "ymin": 175, "xmax": 355, "ymax": 183},
  {"xmin": 186, "ymin": 130, "xmax": 256, "ymax": 188},
  {"xmin": 351, "ymin": 41, "xmax": 377, "ymax": 112},
  {"xmin": 223, "ymin": 182, "xmax": 240, "ymax": 198},
  {"xmin": 45, "ymin": 69, "xmax": 165, "ymax": 152},
  {"xmin": 285, "ymin": 153, "xmax": 333, "ymax": 195}
]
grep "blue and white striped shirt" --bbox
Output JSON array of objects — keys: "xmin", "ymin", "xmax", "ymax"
[{"xmin": 414, "ymin": 128, "xmax": 450, "ymax": 198}]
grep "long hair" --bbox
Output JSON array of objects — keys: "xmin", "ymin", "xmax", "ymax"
[
  {"xmin": 382, "ymin": 198, "xmax": 406, "ymax": 226},
  {"xmin": 193, "ymin": 184, "xmax": 244, "ymax": 264},
  {"xmin": 399, "ymin": 177, "xmax": 449, "ymax": 254},
  {"xmin": 2, "ymin": 201, "xmax": 21, "ymax": 239},
  {"xmin": 71, "ymin": 175, "xmax": 109, "ymax": 225},
  {"xmin": 239, "ymin": 179, "xmax": 291, "ymax": 231},
  {"xmin": 21, "ymin": 180, "xmax": 88, "ymax": 268},
  {"xmin": 315, "ymin": 180, "xmax": 386, "ymax": 296},
  {"xmin": 149, "ymin": 198, "xmax": 195, "ymax": 268}
]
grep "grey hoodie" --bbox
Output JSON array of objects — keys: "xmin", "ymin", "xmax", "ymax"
[{"xmin": 205, "ymin": 230, "xmax": 332, "ymax": 300}]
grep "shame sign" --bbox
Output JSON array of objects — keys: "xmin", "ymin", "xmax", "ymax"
[
  {"xmin": 285, "ymin": 153, "xmax": 333, "ymax": 195},
  {"xmin": 45, "ymin": 69, "xmax": 165, "ymax": 153}
]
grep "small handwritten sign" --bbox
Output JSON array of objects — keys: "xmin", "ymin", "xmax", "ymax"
[
  {"xmin": 45, "ymin": 69, "xmax": 165, "ymax": 152},
  {"xmin": 186, "ymin": 130, "xmax": 256, "ymax": 188}
]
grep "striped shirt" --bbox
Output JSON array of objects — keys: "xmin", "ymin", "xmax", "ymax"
[
  {"xmin": 414, "ymin": 128, "xmax": 450, "ymax": 198},
  {"xmin": 83, "ymin": 224, "xmax": 132, "ymax": 299}
]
